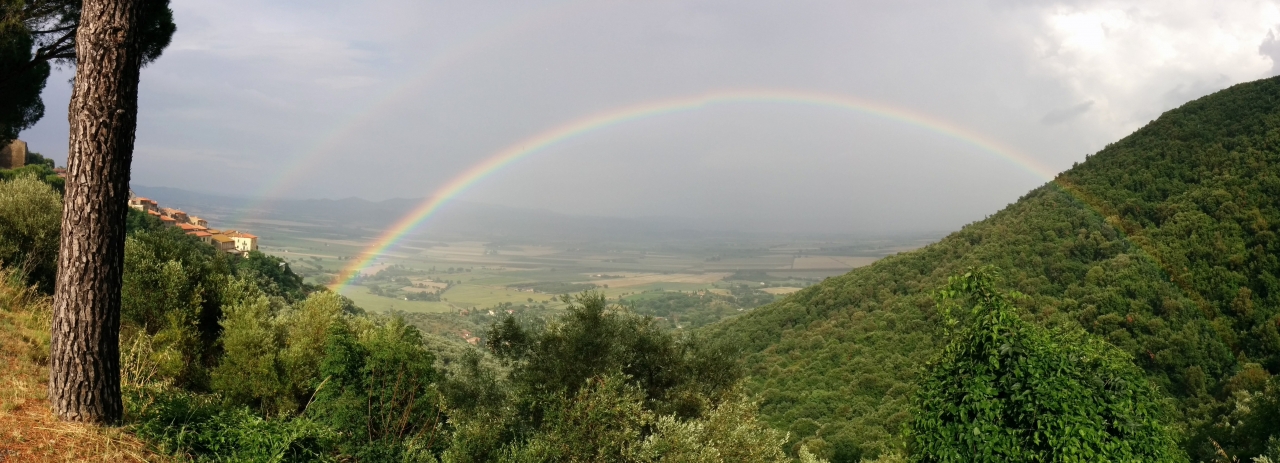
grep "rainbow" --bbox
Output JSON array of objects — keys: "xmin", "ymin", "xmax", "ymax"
[
  {"xmin": 329, "ymin": 88, "xmax": 1060, "ymax": 292},
  {"xmin": 227, "ymin": 0, "xmax": 593, "ymax": 224}
]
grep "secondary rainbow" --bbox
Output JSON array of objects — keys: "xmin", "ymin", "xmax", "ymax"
[
  {"xmin": 330, "ymin": 88, "xmax": 1059, "ymax": 292},
  {"xmin": 227, "ymin": 0, "xmax": 594, "ymax": 224}
]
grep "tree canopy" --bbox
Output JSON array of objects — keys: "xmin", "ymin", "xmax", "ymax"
[
  {"xmin": 0, "ymin": 0, "xmax": 175, "ymax": 143},
  {"xmin": 908, "ymin": 268, "xmax": 1182, "ymax": 462}
]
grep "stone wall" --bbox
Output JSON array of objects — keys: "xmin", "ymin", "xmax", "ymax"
[{"xmin": 0, "ymin": 140, "xmax": 27, "ymax": 169}]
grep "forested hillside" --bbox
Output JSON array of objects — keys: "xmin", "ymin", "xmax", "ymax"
[{"xmin": 706, "ymin": 76, "xmax": 1280, "ymax": 461}]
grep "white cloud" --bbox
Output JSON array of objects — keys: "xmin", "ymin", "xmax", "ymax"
[
  {"xmin": 1261, "ymin": 27, "xmax": 1280, "ymax": 75},
  {"xmin": 1024, "ymin": 1, "xmax": 1280, "ymax": 141}
]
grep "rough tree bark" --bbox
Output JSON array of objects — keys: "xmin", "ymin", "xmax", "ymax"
[{"xmin": 48, "ymin": 0, "xmax": 143, "ymax": 424}]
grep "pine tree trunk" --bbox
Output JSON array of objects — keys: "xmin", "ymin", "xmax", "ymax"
[{"xmin": 49, "ymin": 0, "xmax": 143, "ymax": 424}]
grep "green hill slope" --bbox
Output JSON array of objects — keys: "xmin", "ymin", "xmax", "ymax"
[{"xmin": 706, "ymin": 76, "xmax": 1280, "ymax": 461}]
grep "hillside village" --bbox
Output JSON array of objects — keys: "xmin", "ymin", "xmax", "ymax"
[
  {"xmin": 127, "ymin": 190, "xmax": 259, "ymax": 255},
  {"xmin": 3, "ymin": 138, "xmax": 262, "ymax": 256}
]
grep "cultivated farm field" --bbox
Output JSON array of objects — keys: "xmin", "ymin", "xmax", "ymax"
[{"xmin": 194, "ymin": 209, "xmax": 936, "ymax": 340}]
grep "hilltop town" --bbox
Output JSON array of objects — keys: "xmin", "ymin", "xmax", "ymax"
[
  {"xmin": 3, "ymin": 139, "xmax": 261, "ymax": 256},
  {"xmin": 128, "ymin": 190, "xmax": 259, "ymax": 255}
]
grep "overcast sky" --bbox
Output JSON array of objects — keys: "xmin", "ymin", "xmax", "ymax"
[{"xmin": 21, "ymin": 0, "xmax": 1280, "ymax": 233}]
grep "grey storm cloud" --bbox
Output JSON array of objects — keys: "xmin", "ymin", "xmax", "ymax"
[
  {"xmin": 19, "ymin": 0, "xmax": 1280, "ymax": 233},
  {"xmin": 1041, "ymin": 101, "xmax": 1093, "ymax": 125},
  {"xmin": 1262, "ymin": 28, "xmax": 1280, "ymax": 75}
]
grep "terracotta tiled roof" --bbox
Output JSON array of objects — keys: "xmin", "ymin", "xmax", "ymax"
[{"xmin": 191, "ymin": 231, "xmax": 211, "ymax": 237}]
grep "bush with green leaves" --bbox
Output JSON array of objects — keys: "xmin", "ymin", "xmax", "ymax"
[
  {"xmin": 441, "ymin": 291, "xmax": 784, "ymax": 461},
  {"xmin": 308, "ymin": 315, "xmax": 446, "ymax": 461},
  {"xmin": 211, "ymin": 275, "xmax": 293, "ymax": 414},
  {"xmin": 1191, "ymin": 366, "xmax": 1280, "ymax": 461},
  {"xmin": 497, "ymin": 374, "xmax": 651, "ymax": 462},
  {"xmin": 0, "ymin": 174, "xmax": 61, "ymax": 290},
  {"xmin": 237, "ymin": 250, "xmax": 321, "ymax": 303},
  {"xmin": 453, "ymin": 373, "xmax": 799, "ymax": 463},
  {"xmin": 487, "ymin": 291, "xmax": 741, "ymax": 419},
  {"xmin": 636, "ymin": 391, "xmax": 794, "ymax": 463},
  {"xmin": 126, "ymin": 206, "xmax": 165, "ymax": 234},
  {"xmin": 278, "ymin": 291, "xmax": 346, "ymax": 405},
  {"xmin": 126, "ymin": 387, "xmax": 334, "ymax": 463},
  {"xmin": 908, "ymin": 268, "xmax": 1184, "ymax": 462},
  {"xmin": 122, "ymin": 230, "xmax": 230, "ymax": 387}
]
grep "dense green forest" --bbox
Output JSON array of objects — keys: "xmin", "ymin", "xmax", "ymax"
[{"xmin": 705, "ymin": 76, "xmax": 1280, "ymax": 461}]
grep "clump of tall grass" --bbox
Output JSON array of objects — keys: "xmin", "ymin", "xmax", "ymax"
[{"xmin": 0, "ymin": 266, "xmax": 51, "ymax": 412}]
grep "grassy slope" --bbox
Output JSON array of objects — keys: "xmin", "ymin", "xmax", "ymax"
[
  {"xmin": 705, "ymin": 76, "xmax": 1280, "ymax": 457},
  {"xmin": 0, "ymin": 272, "xmax": 164, "ymax": 462}
]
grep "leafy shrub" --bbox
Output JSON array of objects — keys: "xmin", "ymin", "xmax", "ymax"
[
  {"xmin": 126, "ymin": 207, "xmax": 164, "ymax": 234},
  {"xmin": 278, "ymin": 291, "xmax": 345, "ymax": 406},
  {"xmin": 0, "ymin": 174, "xmax": 61, "ymax": 290},
  {"xmin": 211, "ymin": 276, "xmax": 292, "ymax": 414},
  {"xmin": 122, "ymin": 236, "xmax": 210, "ymax": 386},
  {"xmin": 237, "ymin": 250, "xmax": 315, "ymax": 302},
  {"xmin": 637, "ymin": 393, "xmax": 792, "ymax": 462},
  {"xmin": 488, "ymin": 291, "xmax": 741, "ymax": 419},
  {"xmin": 309, "ymin": 316, "xmax": 445, "ymax": 460},
  {"xmin": 908, "ymin": 268, "xmax": 1184, "ymax": 462},
  {"xmin": 499, "ymin": 374, "xmax": 651, "ymax": 462},
  {"xmin": 1193, "ymin": 368, "xmax": 1280, "ymax": 461},
  {"xmin": 127, "ymin": 387, "xmax": 334, "ymax": 462}
]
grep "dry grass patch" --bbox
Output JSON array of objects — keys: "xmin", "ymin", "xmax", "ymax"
[{"xmin": 0, "ymin": 270, "xmax": 166, "ymax": 462}]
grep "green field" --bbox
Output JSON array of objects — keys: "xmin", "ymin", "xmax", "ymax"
[{"xmin": 227, "ymin": 213, "xmax": 933, "ymax": 337}]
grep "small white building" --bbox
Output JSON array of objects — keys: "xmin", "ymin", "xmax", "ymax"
[{"xmin": 226, "ymin": 231, "xmax": 259, "ymax": 253}]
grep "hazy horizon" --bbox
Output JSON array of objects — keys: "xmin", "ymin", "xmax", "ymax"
[{"xmin": 22, "ymin": 1, "xmax": 1280, "ymax": 234}]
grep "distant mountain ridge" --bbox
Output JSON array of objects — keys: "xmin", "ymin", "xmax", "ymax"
[
  {"xmin": 129, "ymin": 185, "xmax": 861, "ymax": 242},
  {"xmin": 705, "ymin": 75, "xmax": 1280, "ymax": 461}
]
